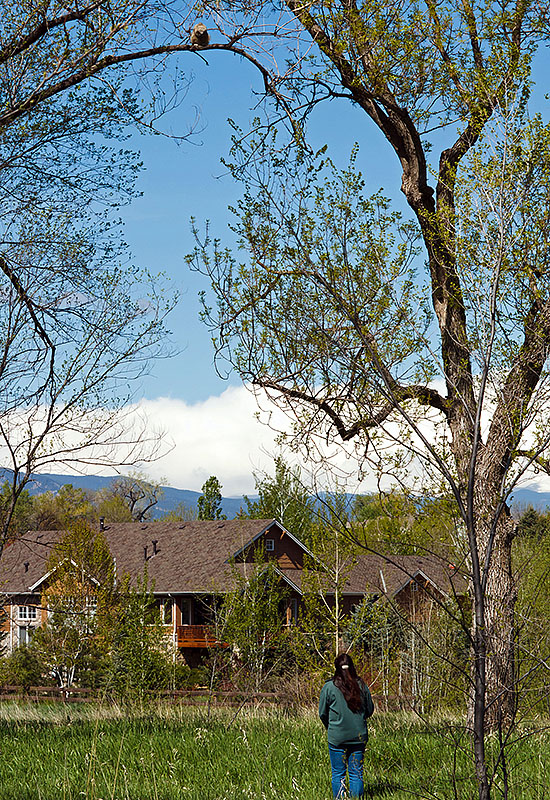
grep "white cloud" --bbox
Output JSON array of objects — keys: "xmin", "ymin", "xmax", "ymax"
[
  {"xmin": 2, "ymin": 384, "xmax": 378, "ymax": 496},
  {"xmin": 25, "ymin": 381, "xmax": 550, "ymax": 500},
  {"xmin": 134, "ymin": 386, "xmax": 385, "ymax": 496},
  {"xmin": 136, "ymin": 386, "xmax": 291, "ymax": 495},
  {"xmin": 132, "ymin": 384, "xmax": 550, "ymax": 497}
]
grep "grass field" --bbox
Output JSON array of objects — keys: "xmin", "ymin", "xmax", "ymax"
[{"xmin": 0, "ymin": 703, "xmax": 548, "ymax": 800}]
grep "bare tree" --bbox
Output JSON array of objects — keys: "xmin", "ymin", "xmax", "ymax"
[
  {"xmin": 109, "ymin": 471, "xmax": 164, "ymax": 521},
  {"xmin": 0, "ymin": 0, "xmax": 299, "ymax": 554}
]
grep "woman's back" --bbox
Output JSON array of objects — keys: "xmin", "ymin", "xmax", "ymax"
[
  {"xmin": 319, "ymin": 653, "xmax": 375, "ymax": 799},
  {"xmin": 319, "ymin": 677, "xmax": 374, "ymax": 745}
]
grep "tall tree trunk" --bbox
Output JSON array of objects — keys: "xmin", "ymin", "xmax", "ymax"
[{"xmin": 475, "ymin": 512, "xmax": 516, "ymax": 730}]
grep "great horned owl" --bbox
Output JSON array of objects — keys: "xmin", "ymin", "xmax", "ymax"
[{"xmin": 190, "ymin": 23, "xmax": 210, "ymax": 46}]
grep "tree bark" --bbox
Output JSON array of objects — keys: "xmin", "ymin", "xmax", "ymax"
[{"xmin": 473, "ymin": 503, "xmax": 517, "ymax": 730}]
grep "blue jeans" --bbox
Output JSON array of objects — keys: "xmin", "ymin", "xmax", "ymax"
[{"xmin": 328, "ymin": 742, "xmax": 365, "ymax": 798}]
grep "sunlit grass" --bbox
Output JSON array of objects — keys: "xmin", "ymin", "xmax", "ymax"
[{"xmin": 0, "ymin": 703, "xmax": 548, "ymax": 799}]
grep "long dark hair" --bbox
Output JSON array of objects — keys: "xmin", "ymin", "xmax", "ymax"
[{"xmin": 333, "ymin": 652, "xmax": 362, "ymax": 712}]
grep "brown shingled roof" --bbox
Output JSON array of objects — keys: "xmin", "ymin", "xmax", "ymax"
[
  {"xmin": 0, "ymin": 519, "xmax": 281, "ymax": 595},
  {"xmin": 0, "ymin": 520, "xmax": 467, "ymax": 601},
  {"xmin": 345, "ymin": 551, "xmax": 467, "ymax": 598},
  {"xmin": 296, "ymin": 551, "xmax": 466, "ymax": 598}
]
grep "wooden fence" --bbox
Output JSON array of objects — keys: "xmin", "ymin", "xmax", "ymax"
[
  {"xmin": 0, "ymin": 685, "xmax": 396, "ymax": 709},
  {"xmin": 0, "ymin": 685, "xmax": 290, "ymax": 705},
  {"xmin": 0, "ymin": 685, "xmax": 94, "ymax": 703}
]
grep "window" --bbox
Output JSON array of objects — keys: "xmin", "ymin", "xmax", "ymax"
[
  {"xmin": 181, "ymin": 597, "xmax": 193, "ymax": 626},
  {"xmin": 86, "ymin": 598, "xmax": 97, "ymax": 617},
  {"xmin": 286, "ymin": 598, "xmax": 298, "ymax": 625},
  {"xmin": 18, "ymin": 606, "xmax": 37, "ymax": 622},
  {"xmin": 83, "ymin": 599, "xmax": 97, "ymax": 633},
  {"xmin": 18, "ymin": 625, "xmax": 34, "ymax": 645},
  {"xmin": 265, "ymin": 538, "xmax": 275, "ymax": 552},
  {"xmin": 163, "ymin": 599, "xmax": 173, "ymax": 625}
]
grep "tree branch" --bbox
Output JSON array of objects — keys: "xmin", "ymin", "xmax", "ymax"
[
  {"xmin": 0, "ymin": 0, "xmax": 106, "ymax": 65},
  {"xmin": 426, "ymin": 0, "xmax": 470, "ymax": 99},
  {"xmin": 0, "ymin": 36, "xmax": 301, "ymax": 137},
  {"xmin": 285, "ymin": 0, "xmax": 434, "ymax": 213},
  {"xmin": 484, "ymin": 298, "xmax": 550, "ymax": 471},
  {"xmin": 0, "ymin": 255, "xmax": 55, "ymax": 362},
  {"xmin": 256, "ymin": 377, "xmax": 447, "ymax": 443},
  {"xmin": 514, "ymin": 450, "xmax": 550, "ymax": 475}
]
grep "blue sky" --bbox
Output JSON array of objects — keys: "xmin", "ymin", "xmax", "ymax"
[
  {"xmin": 108, "ymin": 43, "xmax": 550, "ymax": 496},
  {"xmin": 112, "ymin": 49, "xmax": 403, "ymax": 494},
  {"xmin": 118, "ymin": 54, "xmax": 303, "ymax": 491},
  {"xmin": 124, "ymin": 51, "xmax": 400, "ymax": 404}
]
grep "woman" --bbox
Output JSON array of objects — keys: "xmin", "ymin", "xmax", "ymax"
[{"xmin": 319, "ymin": 653, "xmax": 374, "ymax": 799}]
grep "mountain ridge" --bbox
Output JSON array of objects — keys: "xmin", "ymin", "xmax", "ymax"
[
  {"xmin": 0, "ymin": 469, "xmax": 247, "ymax": 519},
  {"xmin": 1, "ymin": 468, "xmax": 549, "ymax": 519}
]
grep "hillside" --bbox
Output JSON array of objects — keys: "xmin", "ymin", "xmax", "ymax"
[
  {"xmin": 1, "ymin": 468, "xmax": 549, "ymax": 520},
  {"xmin": 0, "ymin": 469, "xmax": 247, "ymax": 519}
]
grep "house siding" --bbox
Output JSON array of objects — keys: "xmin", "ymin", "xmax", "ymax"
[
  {"xmin": 3, "ymin": 595, "xmax": 43, "ymax": 652},
  {"xmin": 240, "ymin": 526, "xmax": 305, "ymax": 569}
]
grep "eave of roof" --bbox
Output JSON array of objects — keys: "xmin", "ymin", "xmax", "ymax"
[
  {"xmin": 29, "ymin": 558, "xmax": 101, "ymax": 592},
  {"xmin": 392, "ymin": 568, "xmax": 440, "ymax": 598},
  {"xmin": 272, "ymin": 566, "xmax": 302, "ymax": 594}
]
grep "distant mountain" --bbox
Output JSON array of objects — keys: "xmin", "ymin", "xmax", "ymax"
[
  {"xmin": 0, "ymin": 468, "xmax": 249, "ymax": 519},
  {"xmin": 1, "ymin": 467, "xmax": 549, "ymax": 519},
  {"xmin": 508, "ymin": 488, "xmax": 550, "ymax": 511}
]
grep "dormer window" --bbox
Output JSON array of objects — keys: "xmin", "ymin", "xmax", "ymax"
[{"xmin": 265, "ymin": 538, "xmax": 275, "ymax": 552}]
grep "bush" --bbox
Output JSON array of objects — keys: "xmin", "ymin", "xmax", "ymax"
[
  {"xmin": 168, "ymin": 661, "xmax": 210, "ymax": 690},
  {"xmin": 185, "ymin": 666, "xmax": 209, "ymax": 689},
  {"xmin": 0, "ymin": 645, "xmax": 44, "ymax": 690},
  {"xmin": 105, "ymin": 579, "xmax": 174, "ymax": 700}
]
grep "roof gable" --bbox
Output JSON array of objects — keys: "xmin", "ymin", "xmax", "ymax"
[
  {"xmin": 392, "ymin": 568, "xmax": 440, "ymax": 597},
  {"xmin": 343, "ymin": 552, "xmax": 467, "ymax": 597},
  {"xmin": 28, "ymin": 558, "xmax": 101, "ymax": 592},
  {"xmin": 230, "ymin": 519, "xmax": 317, "ymax": 563}
]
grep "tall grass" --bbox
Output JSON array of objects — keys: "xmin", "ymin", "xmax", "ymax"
[{"xmin": 0, "ymin": 703, "xmax": 548, "ymax": 799}]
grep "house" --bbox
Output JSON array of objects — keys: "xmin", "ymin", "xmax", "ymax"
[{"xmin": 0, "ymin": 518, "xmax": 466, "ymax": 658}]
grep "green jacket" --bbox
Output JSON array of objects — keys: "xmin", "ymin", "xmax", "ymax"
[{"xmin": 319, "ymin": 679, "xmax": 374, "ymax": 746}]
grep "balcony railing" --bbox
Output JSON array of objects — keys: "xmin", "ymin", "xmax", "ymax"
[{"xmin": 176, "ymin": 624, "xmax": 221, "ymax": 648}]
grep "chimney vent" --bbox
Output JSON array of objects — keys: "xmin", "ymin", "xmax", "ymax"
[
  {"xmin": 24, "ymin": 561, "xmax": 29, "ymax": 573},
  {"xmin": 144, "ymin": 545, "xmax": 148, "ymax": 561},
  {"xmin": 152, "ymin": 539, "xmax": 159, "ymax": 555},
  {"xmin": 99, "ymin": 517, "xmax": 105, "ymax": 532}
]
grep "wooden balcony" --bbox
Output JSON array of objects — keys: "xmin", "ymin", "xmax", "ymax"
[{"xmin": 176, "ymin": 624, "xmax": 223, "ymax": 648}]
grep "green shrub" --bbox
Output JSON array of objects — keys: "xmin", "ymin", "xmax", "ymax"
[
  {"xmin": 105, "ymin": 578, "xmax": 173, "ymax": 699},
  {"xmin": 0, "ymin": 645, "xmax": 44, "ymax": 690}
]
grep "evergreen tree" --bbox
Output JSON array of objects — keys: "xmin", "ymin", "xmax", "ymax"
[{"xmin": 516, "ymin": 508, "xmax": 550, "ymax": 540}]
